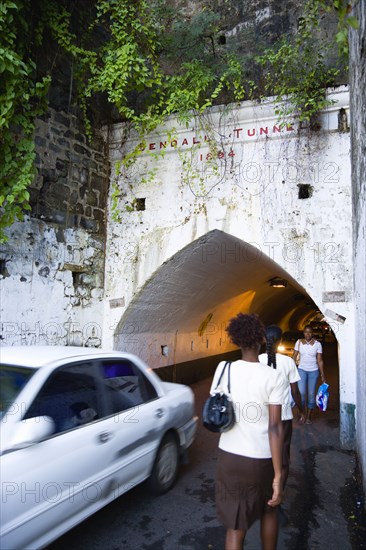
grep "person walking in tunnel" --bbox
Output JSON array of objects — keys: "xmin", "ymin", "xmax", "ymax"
[
  {"xmin": 211, "ymin": 313, "xmax": 287, "ymax": 550},
  {"xmin": 292, "ymin": 324, "xmax": 326, "ymax": 425},
  {"xmin": 259, "ymin": 325, "xmax": 304, "ymax": 527}
]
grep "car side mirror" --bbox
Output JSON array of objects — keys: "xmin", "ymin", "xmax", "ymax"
[{"xmin": 9, "ymin": 416, "xmax": 55, "ymax": 450}]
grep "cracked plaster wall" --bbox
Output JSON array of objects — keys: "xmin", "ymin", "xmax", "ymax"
[
  {"xmin": 104, "ymin": 86, "xmax": 357, "ymax": 445},
  {"xmin": 350, "ymin": 0, "xmax": 366, "ymax": 491},
  {"xmin": 0, "ymin": 109, "xmax": 109, "ymax": 347}
]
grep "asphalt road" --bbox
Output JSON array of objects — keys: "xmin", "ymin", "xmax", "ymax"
[{"xmin": 48, "ymin": 343, "xmax": 366, "ymax": 550}]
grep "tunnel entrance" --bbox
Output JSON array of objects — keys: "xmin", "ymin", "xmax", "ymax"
[
  {"xmin": 114, "ymin": 230, "xmax": 336, "ymax": 366},
  {"xmin": 114, "ymin": 229, "xmax": 339, "ymax": 418}
]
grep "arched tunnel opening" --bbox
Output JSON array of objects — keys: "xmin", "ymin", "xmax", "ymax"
[{"xmin": 114, "ymin": 230, "xmax": 339, "ymax": 411}]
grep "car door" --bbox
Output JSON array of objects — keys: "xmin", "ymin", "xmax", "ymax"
[
  {"xmin": 1, "ymin": 360, "xmax": 119, "ymax": 550},
  {"xmin": 96, "ymin": 358, "xmax": 165, "ymax": 498}
]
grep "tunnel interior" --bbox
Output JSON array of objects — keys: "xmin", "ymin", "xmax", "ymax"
[{"xmin": 114, "ymin": 230, "xmax": 337, "ymax": 383}]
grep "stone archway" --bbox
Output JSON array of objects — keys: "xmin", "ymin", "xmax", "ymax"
[
  {"xmin": 113, "ymin": 229, "xmax": 343, "ymax": 440},
  {"xmin": 105, "ymin": 88, "xmax": 355, "ymax": 447},
  {"xmin": 114, "ymin": 230, "xmax": 324, "ymax": 367}
]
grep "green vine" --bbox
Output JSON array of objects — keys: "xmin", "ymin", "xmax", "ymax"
[
  {"xmin": 332, "ymin": 0, "xmax": 359, "ymax": 56},
  {"xmin": 257, "ymin": 0, "xmax": 357, "ymax": 124},
  {"xmin": 0, "ymin": 1, "xmax": 50, "ymax": 241},
  {"xmin": 0, "ymin": 0, "xmax": 358, "ymax": 240}
]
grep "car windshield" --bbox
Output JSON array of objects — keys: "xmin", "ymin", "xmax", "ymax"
[{"xmin": 0, "ymin": 365, "xmax": 36, "ymax": 418}]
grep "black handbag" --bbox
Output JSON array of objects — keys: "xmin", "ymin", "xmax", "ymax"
[{"xmin": 202, "ymin": 361, "xmax": 235, "ymax": 433}]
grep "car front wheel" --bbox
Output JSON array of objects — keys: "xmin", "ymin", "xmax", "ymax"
[{"xmin": 148, "ymin": 433, "xmax": 179, "ymax": 494}]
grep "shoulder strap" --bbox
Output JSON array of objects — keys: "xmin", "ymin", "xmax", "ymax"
[{"xmin": 216, "ymin": 361, "xmax": 231, "ymax": 392}]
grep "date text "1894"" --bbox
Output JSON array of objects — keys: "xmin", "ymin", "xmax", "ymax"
[{"xmin": 199, "ymin": 150, "xmax": 235, "ymax": 161}]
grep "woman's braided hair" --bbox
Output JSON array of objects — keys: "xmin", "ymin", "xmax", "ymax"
[{"xmin": 265, "ymin": 325, "xmax": 283, "ymax": 369}]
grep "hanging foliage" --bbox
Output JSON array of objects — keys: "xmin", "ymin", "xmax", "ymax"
[
  {"xmin": 0, "ymin": 0, "xmax": 357, "ymax": 240},
  {"xmin": 0, "ymin": 1, "xmax": 50, "ymax": 239},
  {"xmin": 257, "ymin": 0, "xmax": 357, "ymax": 123}
]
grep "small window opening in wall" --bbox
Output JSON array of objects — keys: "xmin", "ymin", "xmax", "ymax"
[
  {"xmin": 298, "ymin": 184, "xmax": 312, "ymax": 199},
  {"xmin": 0, "ymin": 259, "xmax": 9, "ymax": 278},
  {"xmin": 338, "ymin": 108, "xmax": 349, "ymax": 132},
  {"xmin": 135, "ymin": 198, "xmax": 146, "ymax": 211},
  {"xmin": 161, "ymin": 345, "xmax": 169, "ymax": 357},
  {"xmin": 72, "ymin": 271, "xmax": 85, "ymax": 286}
]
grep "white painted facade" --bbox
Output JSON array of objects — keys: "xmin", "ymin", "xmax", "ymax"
[
  {"xmin": 0, "ymin": 86, "xmax": 358, "ymax": 447},
  {"xmin": 103, "ymin": 86, "xmax": 356, "ymax": 443},
  {"xmin": 0, "ymin": 221, "xmax": 104, "ymax": 348}
]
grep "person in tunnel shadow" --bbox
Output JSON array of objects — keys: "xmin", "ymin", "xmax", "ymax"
[
  {"xmin": 259, "ymin": 325, "xmax": 304, "ymax": 527},
  {"xmin": 211, "ymin": 313, "xmax": 287, "ymax": 550}
]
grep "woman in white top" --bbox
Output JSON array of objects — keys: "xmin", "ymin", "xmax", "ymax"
[
  {"xmin": 211, "ymin": 313, "xmax": 287, "ymax": 550},
  {"xmin": 259, "ymin": 325, "xmax": 304, "ymax": 526},
  {"xmin": 292, "ymin": 325, "xmax": 326, "ymax": 425}
]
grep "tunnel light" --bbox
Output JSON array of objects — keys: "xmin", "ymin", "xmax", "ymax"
[{"xmin": 269, "ymin": 277, "xmax": 288, "ymax": 288}]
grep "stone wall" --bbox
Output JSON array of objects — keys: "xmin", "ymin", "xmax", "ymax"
[
  {"xmin": 350, "ymin": 0, "xmax": 366, "ymax": 493},
  {"xmin": 0, "ymin": 109, "xmax": 109, "ymax": 347},
  {"xmin": 31, "ymin": 110, "xmax": 108, "ymax": 235},
  {"xmin": 192, "ymin": 0, "xmax": 342, "ymax": 83}
]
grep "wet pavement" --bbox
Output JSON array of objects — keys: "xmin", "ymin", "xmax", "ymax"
[
  {"xmin": 189, "ymin": 358, "xmax": 366, "ymax": 550},
  {"xmin": 49, "ymin": 343, "xmax": 366, "ymax": 549}
]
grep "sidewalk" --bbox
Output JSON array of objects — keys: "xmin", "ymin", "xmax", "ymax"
[
  {"xmin": 190, "ymin": 352, "xmax": 366, "ymax": 549},
  {"xmin": 248, "ymin": 409, "xmax": 365, "ymax": 549}
]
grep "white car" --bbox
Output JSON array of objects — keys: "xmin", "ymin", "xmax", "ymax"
[{"xmin": 0, "ymin": 346, "xmax": 197, "ymax": 550}]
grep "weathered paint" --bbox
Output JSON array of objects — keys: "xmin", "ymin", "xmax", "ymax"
[
  {"xmin": 0, "ymin": 87, "xmax": 359, "ymax": 451},
  {"xmin": 350, "ymin": 0, "xmax": 366, "ymax": 490},
  {"xmin": 0, "ymin": 109, "xmax": 107, "ymax": 350},
  {"xmin": 340, "ymin": 402, "xmax": 356, "ymax": 449},
  {"xmin": 0, "ymin": 220, "xmax": 104, "ymax": 348},
  {"xmin": 104, "ymin": 86, "xmax": 357, "ymax": 447}
]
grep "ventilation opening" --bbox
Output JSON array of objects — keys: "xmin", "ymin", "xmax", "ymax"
[
  {"xmin": 135, "ymin": 198, "xmax": 146, "ymax": 211},
  {"xmin": 0, "ymin": 259, "xmax": 9, "ymax": 278},
  {"xmin": 298, "ymin": 184, "xmax": 312, "ymax": 199},
  {"xmin": 338, "ymin": 108, "xmax": 349, "ymax": 132},
  {"xmin": 72, "ymin": 271, "xmax": 85, "ymax": 286}
]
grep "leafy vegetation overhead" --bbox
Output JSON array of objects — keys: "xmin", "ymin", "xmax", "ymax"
[{"xmin": 0, "ymin": 0, "xmax": 357, "ymax": 239}]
